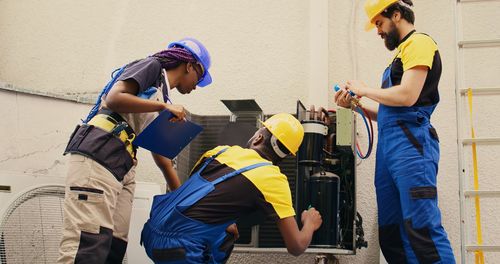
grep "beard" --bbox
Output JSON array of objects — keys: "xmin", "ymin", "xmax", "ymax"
[{"xmin": 382, "ymin": 22, "xmax": 400, "ymax": 51}]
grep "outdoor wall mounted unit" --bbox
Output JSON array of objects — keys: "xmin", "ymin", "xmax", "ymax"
[
  {"xmin": 182, "ymin": 100, "xmax": 367, "ymax": 256},
  {"xmin": 0, "ymin": 172, "xmax": 160, "ymax": 264}
]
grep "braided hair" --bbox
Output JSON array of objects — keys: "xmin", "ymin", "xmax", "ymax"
[
  {"xmin": 151, "ymin": 47, "xmax": 196, "ymax": 70},
  {"xmin": 83, "ymin": 46, "xmax": 197, "ymax": 123}
]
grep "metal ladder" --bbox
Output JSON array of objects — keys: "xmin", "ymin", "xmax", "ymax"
[{"xmin": 454, "ymin": 0, "xmax": 500, "ymax": 263}]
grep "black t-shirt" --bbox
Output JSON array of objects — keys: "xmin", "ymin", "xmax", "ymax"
[
  {"xmin": 117, "ymin": 57, "xmax": 163, "ymax": 94},
  {"xmin": 389, "ymin": 31, "xmax": 442, "ymax": 107},
  {"xmin": 106, "ymin": 57, "xmax": 167, "ymax": 134},
  {"xmin": 182, "ymin": 146, "xmax": 296, "ymax": 225}
]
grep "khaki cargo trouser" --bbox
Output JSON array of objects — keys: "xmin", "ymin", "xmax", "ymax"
[{"xmin": 57, "ymin": 154, "xmax": 136, "ymax": 264}]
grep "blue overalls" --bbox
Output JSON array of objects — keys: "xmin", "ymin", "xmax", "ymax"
[
  {"xmin": 376, "ymin": 65, "xmax": 455, "ymax": 263},
  {"xmin": 141, "ymin": 148, "xmax": 271, "ymax": 264}
]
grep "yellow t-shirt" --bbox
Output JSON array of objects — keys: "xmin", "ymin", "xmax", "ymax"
[
  {"xmin": 388, "ymin": 31, "xmax": 442, "ymax": 107},
  {"xmin": 184, "ymin": 145, "xmax": 295, "ymax": 224}
]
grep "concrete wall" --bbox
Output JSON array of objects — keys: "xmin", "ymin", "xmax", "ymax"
[{"xmin": 1, "ymin": 0, "xmax": 500, "ymax": 263}]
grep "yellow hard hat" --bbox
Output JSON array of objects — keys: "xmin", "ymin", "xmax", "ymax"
[
  {"xmin": 364, "ymin": 0, "xmax": 398, "ymax": 31},
  {"xmin": 259, "ymin": 113, "xmax": 304, "ymax": 156}
]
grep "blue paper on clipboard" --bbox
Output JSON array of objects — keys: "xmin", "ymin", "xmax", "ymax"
[{"xmin": 134, "ymin": 110, "xmax": 203, "ymax": 159}]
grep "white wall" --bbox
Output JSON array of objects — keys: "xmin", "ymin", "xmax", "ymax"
[
  {"xmin": 0, "ymin": 0, "xmax": 310, "ymax": 116},
  {"xmin": 1, "ymin": 0, "xmax": 500, "ymax": 263}
]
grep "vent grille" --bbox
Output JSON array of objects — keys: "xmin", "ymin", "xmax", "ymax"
[{"xmin": 0, "ymin": 185, "xmax": 65, "ymax": 263}]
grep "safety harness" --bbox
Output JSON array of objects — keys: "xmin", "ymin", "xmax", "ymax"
[{"xmin": 64, "ymin": 66, "xmax": 138, "ymax": 182}]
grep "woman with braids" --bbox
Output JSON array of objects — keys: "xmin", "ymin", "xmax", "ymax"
[{"xmin": 58, "ymin": 38, "xmax": 212, "ymax": 264}]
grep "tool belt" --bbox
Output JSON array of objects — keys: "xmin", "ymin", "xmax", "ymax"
[
  {"xmin": 87, "ymin": 109, "xmax": 136, "ymax": 157},
  {"xmin": 64, "ymin": 109, "xmax": 137, "ymax": 182}
]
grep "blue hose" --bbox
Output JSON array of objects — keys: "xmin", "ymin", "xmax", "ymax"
[
  {"xmin": 333, "ymin": 84, "xmax": 373, "ymax": 159},
  {"xmin": 355, "ymin": 106, "xmax": 372, "ymax": 159},
  {"xmin": 82, "ymin": 66, "xmax": 125, "ymax": 123}
]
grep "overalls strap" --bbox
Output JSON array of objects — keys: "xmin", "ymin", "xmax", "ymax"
[
  {"xmin": 195, "ymin": 147, "xmax": 230, "ymax": 174},
  {"xmin": 212, "ymin": 162, "xmax": 272, "ymax": 185}
]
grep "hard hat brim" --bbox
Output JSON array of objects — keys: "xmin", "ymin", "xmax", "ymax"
[
  {"xmin": 365, "ymin": 21, "xmax": 375, "ymax": 31},
  {"xmin": 168, "ymin": 38, "xmax": 213, "ymax": 87},
  {"xmin": 364, "ymin": 0, "xmax": 399, "ymax": 32},
  {"xmin": 197, "ymin": 71, "xmax": 212, "ymax": 87},
  {"xmin": 258, "ymin": 119, "xmax": 297, "ymax": 156}
]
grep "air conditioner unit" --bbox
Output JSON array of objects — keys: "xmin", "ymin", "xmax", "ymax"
[
  {"xmin": 0, "ymin": 172, "xmax": 161, "ymax": 264},
  {"xmin": 0, "ymin": 172, "xmax": 65, "ymax": 223},
  {"xmin": 180, "ymin": 100, "xmax": 366, "ymax": 256}
]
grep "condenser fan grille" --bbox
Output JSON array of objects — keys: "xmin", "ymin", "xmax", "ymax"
[{"xmin": 0, "ymin": 185, "xmax": 65, "ymax": 264}]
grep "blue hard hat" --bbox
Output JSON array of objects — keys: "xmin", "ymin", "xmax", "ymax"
[{"xmin": 168, "ymin": 37, "xmax": 212, "ymax": 87}]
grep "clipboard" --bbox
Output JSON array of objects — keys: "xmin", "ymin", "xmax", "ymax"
[{"xmin": 134, "ymin": 110, "xmax": 203, "ymax": 159}]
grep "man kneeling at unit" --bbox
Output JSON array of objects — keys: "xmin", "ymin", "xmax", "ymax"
[{"xmin": 141, "ymin": 113, "xmax": 323, "ymax": 263}]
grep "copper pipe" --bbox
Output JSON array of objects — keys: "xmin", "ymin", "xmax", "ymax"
[{"xmin": 309, "ymin": 105, "xmax": 316, "ymax": 121}]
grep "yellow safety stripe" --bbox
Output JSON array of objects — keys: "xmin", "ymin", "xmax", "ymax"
[
  {"xmin": 87, "ymin": 114, "xmax": 135, "ymax": 157},
  {"xmin": 467, "ymin": 88, "xmax": 484, "ymax": 264}
]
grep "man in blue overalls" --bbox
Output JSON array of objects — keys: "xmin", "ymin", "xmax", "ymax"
[
  {"xmin": 141, "ymin": 113, "xmax": 323, "ymax": 263},
  {"xmin": 335, "ymin": 0, "xmax": 455, "ymax": 263}
]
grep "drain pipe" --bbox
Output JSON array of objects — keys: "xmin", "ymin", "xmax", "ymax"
[{"xmin": 308, "ymin": 0, "xmax": 329, "ymax": 108}]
